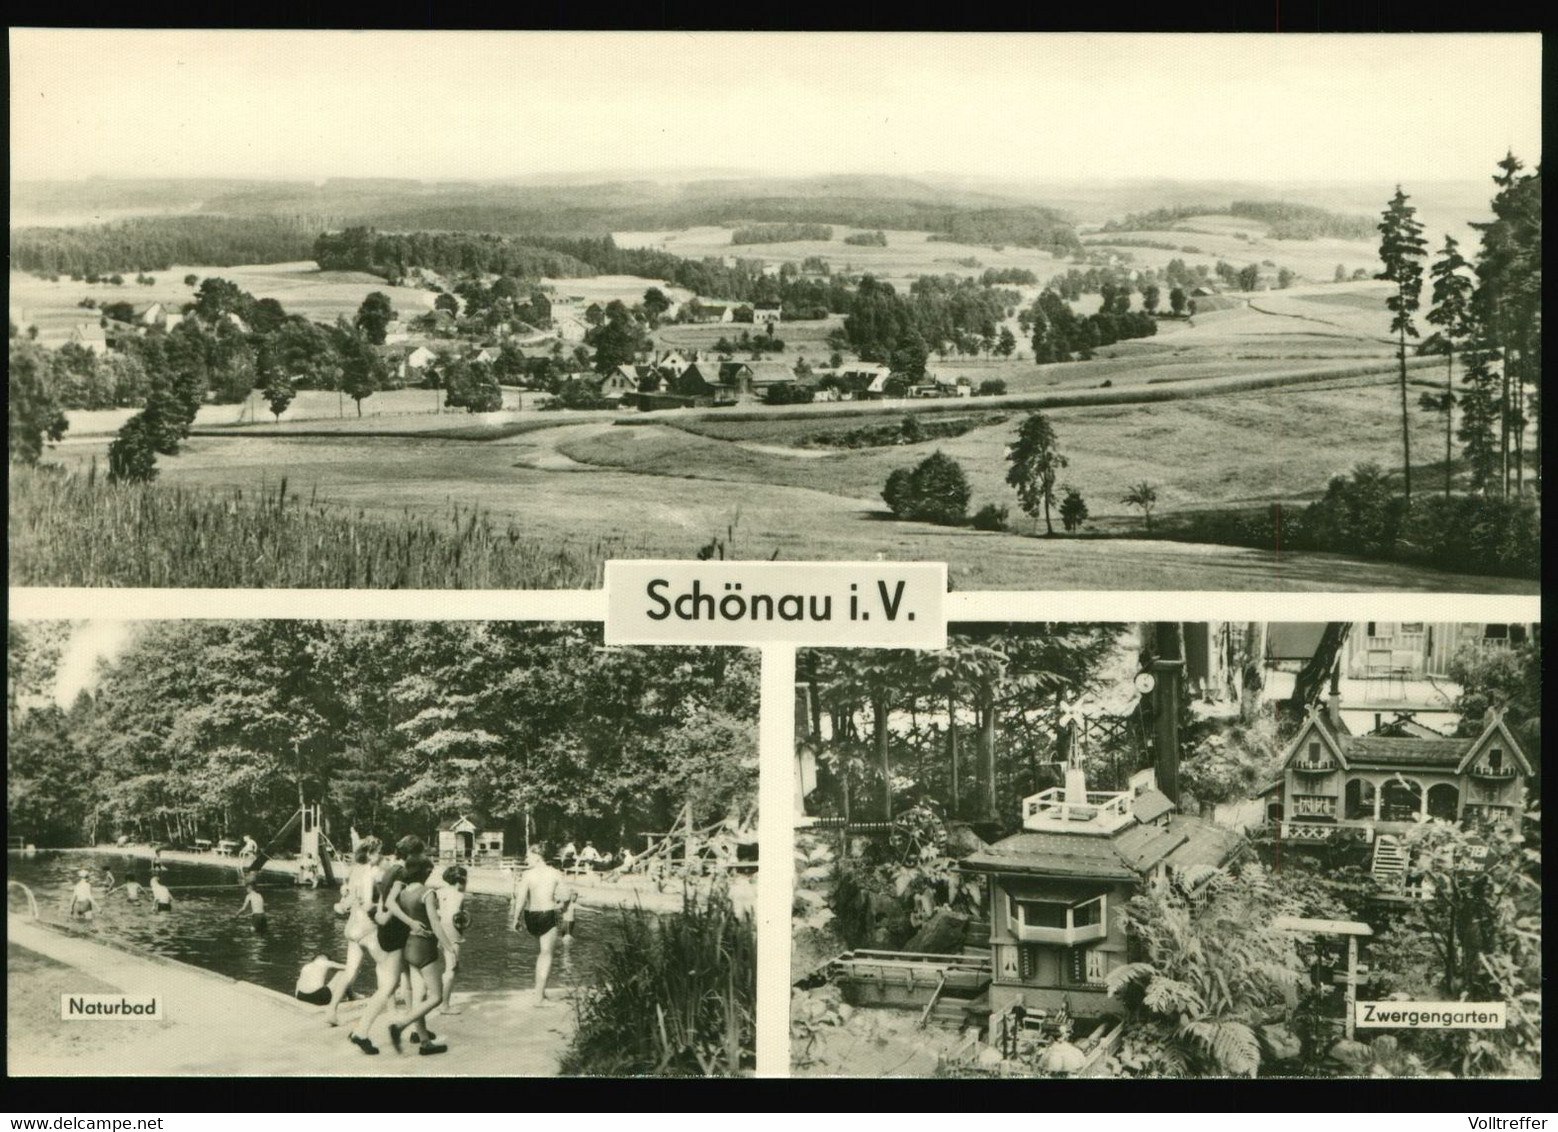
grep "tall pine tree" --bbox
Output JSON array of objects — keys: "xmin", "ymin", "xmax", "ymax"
[
  {"xmin": 1377, "ymin": 186, "xmax": 1428, "ymax": 503},
  {"xmin": 1470, "ymin": 151, "xmax": 1542, "ymax": 497},
  {"xmin": 1422, "ymin": 235, "xmax": 1474, "ymax": 497}
]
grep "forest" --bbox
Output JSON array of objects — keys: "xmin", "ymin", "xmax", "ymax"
[
  {"xmin": 841, "ymin": 274, "xmax": 1020, "ymax": 367},
  {"xmin": 731, "ymin": 222, "xmax": 833, "ymax": 244},
  {"xmin": 10, "ymin": 215, "xmax": 326, "ymax": 277},
  {"xmin": 311, "ymin": 227, "xmax": 597, "ymax": 281},
  {"xmin": 5, "ymin": 621, "xmax": 759, "ymax": 856},
  {"xmin": 1099, "ymin": 200, "xmax": 1376, "ymax": 241}
]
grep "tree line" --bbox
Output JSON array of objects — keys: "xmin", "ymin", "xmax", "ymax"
[
  {"xmin": 312, "ymin": 227, "xmax": 596, "ymax": 282},
  {"xmin": 11, "ymin": 215, "xmax": 327, "ymax": 277},
  {"xmin": 6, "ymin": 620, "xmax": 757, "ymax": 855},
  {"xmin": 1377, "ymin": 154, "xmax": 1541, "ymax": 510},
  {"xmin": 731, "ymin": 222, "xmax": 832, "ymax": 244},
  {"xmin": 1099, "ymin": 199, "xmax": 1375, "ymax": 241},
  {"xmin": 840, "ymin": 274, "xmax": 1017, "ymax": 373}
]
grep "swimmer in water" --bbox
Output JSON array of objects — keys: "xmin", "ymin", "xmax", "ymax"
[
  {"xmin": 67, "ymin": 870, "xmax": 96, "ymax": 919},
  {"xmin": 150, "ymin": 875, "xmax": 174, "ymax": 912},
  {"xmin": 236, "ymin": 882, "xmax": 267, "ymax": 932},
  {"xmin": 123, "ymin": 877, "xmax": 143, "ymax": 902}
]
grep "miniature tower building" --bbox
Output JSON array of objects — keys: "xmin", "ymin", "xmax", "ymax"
[{"xmin": 959, "ymin": 727, "xmax": 1245, "ymax": 1026}]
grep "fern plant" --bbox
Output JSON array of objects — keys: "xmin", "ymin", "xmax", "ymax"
[{"xmin": 1107, "ymin": 864, "xmax": 1304, "ymax": 1077}]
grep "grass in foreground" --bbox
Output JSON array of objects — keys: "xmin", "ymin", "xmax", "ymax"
[
  {"xmin": 8, "ymin": 463, "xmax": 611, "ymax": 588},
  {"xmin": 560, "ymin": 886, "xmax": 756, "ymax": 1077}
]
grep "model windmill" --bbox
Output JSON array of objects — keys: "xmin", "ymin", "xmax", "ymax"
[{"xmin": 1058, "ymin": 696, "xmax": 1089, "ymax": 803}]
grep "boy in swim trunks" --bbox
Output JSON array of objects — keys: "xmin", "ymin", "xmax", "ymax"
[
  {"xmin": 150, "ymin": 875, "xmax": 174, "ymax": 911},
  {"xmin": 509, "ymin": 842, "xmax": 576, "ymax": 1004},
  {"xmin": 68, "ymin": 870, "xmax": 96, "ymax": 918},
  {"xmin": 236, "ymin": 882, "xmax": 267, "ymax": 932},
  {"xmin": 296, "ymin": 954, "xmax": 348, "ymax": 1006}
]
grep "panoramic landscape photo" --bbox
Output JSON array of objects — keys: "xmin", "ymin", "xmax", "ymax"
[{"xmin": 8, "ymin": 31, "xmax": 1541, "ymax": 592}]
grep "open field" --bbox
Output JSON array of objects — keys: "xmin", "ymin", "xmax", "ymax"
[
  {"xmin": 615, "ymin": 226, "xmax": 1069, "ymax": 289},
  {"xmin": 651, "ymin": 315, "xmax": 844, "ymax": 356},
  {"xmin": 1081, "ymin": 213, "xmax": 1381, "ymax": 283},
  {"xmin": 59, "ymin": 386, "xmax": 543, "ymax": 438},
  {"xmin": 543, "ymin": 273, "xmax": 695, "ymax": 308},
  {"xmin": 29, "ymin": 353, "xmax": 1534, "ymax": 592},
  {"xmin": 9, "ymin": 262, "xmax": 440, "ymax": 346},
  {"xmin": 563, "ymin": 376, "xmax": 1452, "ymax": 518}
]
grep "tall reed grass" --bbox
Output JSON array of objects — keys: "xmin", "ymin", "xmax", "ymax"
[
  {"xmin": 8, "ymin": 463, "xmax": 613, "ymax": 589},
  {"xmin": 560, "ymin": 886, "xmax": 756, "ymax": 1077}
]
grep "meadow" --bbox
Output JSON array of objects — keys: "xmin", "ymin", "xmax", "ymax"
[
  {"xmin": 8, "ymin": 263, "xmax": 439, "ymax": 346},
  {"xmin": 25, "ymin": 351, "xmax": 1533, "ymax": 592},
  {"xmin": 8, "ymin": 463, "xmax": 611, "ymax": 589},
  {"xmin": 614, "ymin": 226, "xmax": 1069, "ymax": 291}
]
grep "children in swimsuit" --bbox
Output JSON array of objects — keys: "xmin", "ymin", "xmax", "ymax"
[{"xmin": 399, "ymin": 881, "xmax": 439, "ymax": 969}]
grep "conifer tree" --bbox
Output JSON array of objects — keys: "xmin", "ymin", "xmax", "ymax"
[
  {"xmin": 1377, "ymin": 186, "xmax": 1428, "ymax": 503},
  {"xmin": 1422, "ymin": 235, "xmax": 1473, "ymax": 497}
]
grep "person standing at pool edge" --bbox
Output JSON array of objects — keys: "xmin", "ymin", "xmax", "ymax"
[
  {"xmin": 510, "ymin": 841, "xmax": 576, "ymax": 1005},
  {"xmin": 325, "ymin": 836, "xmax": 383, "ymax": 1028},
  {"xmin": 436, "ymin": 865, "xmax": 469, "ymax": 1017}
]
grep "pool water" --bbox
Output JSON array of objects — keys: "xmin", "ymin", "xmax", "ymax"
[{"xmin": 7, "ymin": 851, "xmax": 608, "ymax": 1000}]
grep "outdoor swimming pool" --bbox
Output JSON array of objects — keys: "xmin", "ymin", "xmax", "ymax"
[{"xmin": 7, "ymin": 850, "xmax": 609, "ymax": 1000}]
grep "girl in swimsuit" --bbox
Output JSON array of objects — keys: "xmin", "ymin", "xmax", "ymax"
[
  {"xmin": 348, "ymin": 839, "xmax": 432, "ymax": 1054},
  {"xmin": 386, "ymin": 855, "xmax": 453, "ymax": 1055},
  {"xmin": 436, "ymin": 866, "xmax": 468, "ymax": 1017},
  {"xmin": 324, "ymin": 836, "xmax": 381, "ymax": 1028}
]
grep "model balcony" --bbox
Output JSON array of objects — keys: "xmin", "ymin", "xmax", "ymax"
[
  {"xmin": 1291, "ymin": 795, "xmax": 1338, "ymax": 819},
  {"xmin": 1021, "ymin": 788, "xmax": 1133, "ymax": 834},
  {"xmin": 1467, "ymin": 765, "xmax": 1517, "ymax": 780},
  {"xmin": 1008, "ymin": 894, "xmax": 1109, "ymax": 946}
]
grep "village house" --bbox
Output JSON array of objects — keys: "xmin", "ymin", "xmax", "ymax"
[
  {"xmin": 600, "ymin": 364, "xmax": 649, "ymax": 404},
  {"xmin": 132, "ymin": 301, "xmax": 183, "ymax": 331},
  {"xmin": 672, "ymin": 361, "xmax": 740, "ymax": 406},
  {"xmin": 835, "ymin": 365, "xmax": 892, "ymax": 400},
  {"xmin": 382, "ymin": 319, "xmax": 410, "ymax": 345},
  {"xmin": 1267, "ymin": 702, "xmax": 1529, "ymax": 868},
  {"xmin": 960, "ymin": 766, "xmax": 1245, "ymax": 1022},
  {"xmin": 683, "ymin": 299, "xmax": 737, "ymax": 324},
  {"xmin": 68, "ymin": 321, "xmax": 108, "ymax": 355},
  {"xmin": 752, "ymin": 303, "xmax": 782, "ymax": 333},
  {"xmin": 470, "ymin": 345, "xmax": 503, "ymax": 366}
]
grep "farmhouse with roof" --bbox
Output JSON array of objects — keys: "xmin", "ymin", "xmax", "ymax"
[
  {"xmin": 752, "ymin": 303, "xmax": 782, "ymax": 333},
  {"xmin": 959, "ymin": 766, "xmax": 1245, "ymax": 1020},
  {"xmin": 69, "ymin": 321, "xmax": 108, "ymax": 356}
]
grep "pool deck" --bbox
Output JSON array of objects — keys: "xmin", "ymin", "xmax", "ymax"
[
  {"xmin": 7, "ymin": 915, "xmax": 577, "ymax": 1076},
  {"xmin": 62, "ymin": 844, "xmax": 754, "ymax": 915}
]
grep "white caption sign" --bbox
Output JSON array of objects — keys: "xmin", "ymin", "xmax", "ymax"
[
  {"xmin": 61, "ymin": 993, "xmax": 164, "ymax": 1020},
  {"xmin": 1354, "ymin": 1001, "xmax": 1507, "ymax": 1029},
  {"xmin": 605, "ymin": 561, "xmax": 947, "ymax": 648}
]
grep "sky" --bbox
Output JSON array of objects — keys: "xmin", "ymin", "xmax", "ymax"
[
  {"xmin": 53, "ymin": 621, "xmax": 134, "ymax": 708},
  {"xmin": 8, "ymin": 31, "xmax": 1542, "ymax": 186}
]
